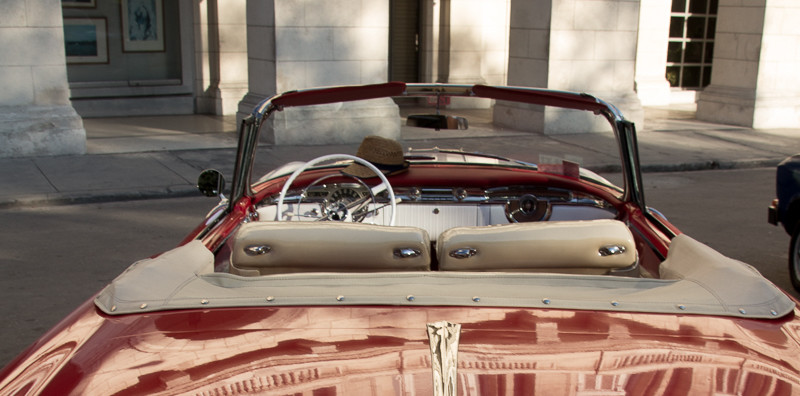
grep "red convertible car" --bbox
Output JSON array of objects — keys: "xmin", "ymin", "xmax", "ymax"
[{"xmin": 2, "ymin": 83, "xmax": 799, "ymax": 395}]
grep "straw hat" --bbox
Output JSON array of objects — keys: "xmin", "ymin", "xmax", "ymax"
[{"xmin": 342, "ymin": 135, "xmax": 409, "ymax": 178}]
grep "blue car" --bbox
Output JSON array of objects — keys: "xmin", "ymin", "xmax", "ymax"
[{"xmin": 769, "ymin": 154, "xmax": 800, "ymax": 292}]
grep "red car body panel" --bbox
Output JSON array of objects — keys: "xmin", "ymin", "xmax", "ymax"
[{"xmin": 3, "ymin": 301, "xmax": 800, "ymax": 395}]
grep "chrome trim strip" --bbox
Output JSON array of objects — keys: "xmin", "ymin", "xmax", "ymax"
[{"xmin": 277, "ymin": 186, "xmax": 612, "ymax": 206}]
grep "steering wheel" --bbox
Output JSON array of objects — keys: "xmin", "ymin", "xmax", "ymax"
[{"xmin": 276, "ymin": 154, "xmax": 397, "ymax": 225}]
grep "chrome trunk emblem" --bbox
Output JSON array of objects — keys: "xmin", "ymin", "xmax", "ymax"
[{"xmin": 427, "ymin": 321, "xmax": 461, "ymax": 396}]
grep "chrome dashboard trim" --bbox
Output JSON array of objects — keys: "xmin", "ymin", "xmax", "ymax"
[
  {"xmin": 266, "ymin": 185, "xmax": 618, "ymax": 225},
  {"xmin": 273, "ymin": 186, "xmax": 613, "ymax": 206}
]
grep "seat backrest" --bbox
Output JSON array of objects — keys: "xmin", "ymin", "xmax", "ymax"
[
  {"xmin": 437, "ymin": 219, "xmax": 637, "ymax": 274},
  {"xmin": 230, "ymin": 222, "xmax": 431, "ymax": 276}
]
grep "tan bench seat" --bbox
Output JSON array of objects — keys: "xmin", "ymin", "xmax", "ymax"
[
  {"xmin": 230, "ymin": 222, "xmax": 431, "ymax": 276},
  {"xmin": 436, "ymin": 219, "xmax": 637, "ymax": 275}
]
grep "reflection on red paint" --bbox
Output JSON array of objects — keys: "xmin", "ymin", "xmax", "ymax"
[{"xmin": 2, "ymin": 306, "xmax": 799, "ymax": 394}]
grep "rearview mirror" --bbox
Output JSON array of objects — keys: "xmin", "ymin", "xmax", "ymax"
[{"xmin": 406, "ymin": 114, "xmax": 468, "ymax": 130}]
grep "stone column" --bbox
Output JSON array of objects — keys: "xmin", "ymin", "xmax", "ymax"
[
  {"xmin": 697, "ymin": 0, "xmax": 800, "ymax": 129},
  {"xmin": 237, "ymin": 0, "xmax": 277, "ymax": 126},
  {"xmin": 444, "ymin": 0, "xmax": 510, "ymax": 86},
  {"xmin": 634, "ymin": 0, "xmax": 672, "ymax": 106},
  {"xmin": 419, "ymin": 0, "xmax": 510, "ymax": 87},
  {"xmin": 0, "ymin": 0, "xmax": 85, "ymax": 158},
  {"xmin": 195, "ymin": 0, "xmax": 249, "ymax": 115},
  {"xmin": 419, "ymin": 0, "xmax": 510, "ymax": 109},
  {"xmin": 419, "ymin": 0, "xmax": 445, "ymax": 83},
  {"xmin": 240, "ymin": 0, "xmax": 400, "ymax": 145},
  {"xmin": 496, "ymin": 0, "xmax": 644, "ymax": 134}
]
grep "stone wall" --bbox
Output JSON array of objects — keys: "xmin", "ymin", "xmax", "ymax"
[
  {"xmin": 634, "ymin": 0, "xmax": 672, "ymax": 106},
  {"xmin": 240, "ymin": 0, "xmax": 401, "ymax": 144},
  {"xmin": 0, "ymin": 0, "xmax": 85, "ymax": 157},
  {"xmin": 195, "ymin": 0, "xmax": 249, "ymax": 116},
  {"xmin": 697, "ymin": 0, "xmax": 800, "ymax": 129},
  {"xmin": 497, "ymin": 0, "xmax": 643, "ymax": 134}
]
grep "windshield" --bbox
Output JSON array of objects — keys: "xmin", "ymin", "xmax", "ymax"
[{"xmin": 247, "ymin": 85, "xmax": 626, "ymax": 199}]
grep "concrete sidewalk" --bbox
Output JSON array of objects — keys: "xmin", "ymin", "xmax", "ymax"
[{"xmin": 0, "ymin": 105, "xmax": 798, "ymax": 208}]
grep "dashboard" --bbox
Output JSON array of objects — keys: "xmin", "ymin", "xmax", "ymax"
[{"xmin": 258, "ymin": 182, "xmax": 618, "ymax": 233}]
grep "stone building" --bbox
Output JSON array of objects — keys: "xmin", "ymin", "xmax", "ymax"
[{"xmin": 1, "ymin": 0, "xmax": 797, "ymax": 157}]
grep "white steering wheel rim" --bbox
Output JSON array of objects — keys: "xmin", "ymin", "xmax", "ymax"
[{"xmin": 276, "ymin": 154, "xmax": 397, "ymax": 226}]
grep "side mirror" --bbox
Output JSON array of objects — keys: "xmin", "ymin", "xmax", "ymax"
[{"xmin": 197, "ymin": 169, "xmax": 226, "ymax": 198}]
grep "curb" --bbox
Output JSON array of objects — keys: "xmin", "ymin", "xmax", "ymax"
[
  {"xmin": 0, "ymin": 158, "xmax": 783, "ymax": 209},
  {"xmin": 0, "ymin": 185, "xmax": 201, "ymax": 209},
  {"xmin": 639, "ymin": 158, "xmax": 784, "ymax": 173}
]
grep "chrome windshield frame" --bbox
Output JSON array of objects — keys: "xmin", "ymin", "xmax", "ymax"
[{"xmin": 226, "ymin": 83, "xmax": 646, "ymax": 214}]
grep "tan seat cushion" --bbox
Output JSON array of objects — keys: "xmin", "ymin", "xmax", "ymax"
[
  {"xmin": 230, "ymin": 222, "xmax": 431, "ymax": 276},
  {"xmin": 437, "ymin": 219, "xmax": 637, "ymax": 274}
]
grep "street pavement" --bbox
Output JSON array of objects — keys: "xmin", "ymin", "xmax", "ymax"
[{"xmin": 0, "ymin": 105, "xmax": 798, "ymax": 208}]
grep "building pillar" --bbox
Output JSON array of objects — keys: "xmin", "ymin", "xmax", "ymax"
[
  {"xmin": 697, "ymin": 0, "xmax": 800, "ymax": 129},
  {"xmin": 441, "ymin": 0, "xmax": 510, "ymax": 86},
  {"xmin": 634, "ymin": 0, "xmax": 672, "ymax": 106},
  {"xmin": 237, "ymin": 0, "xmax": 276, "ymax": 126},
  {"xmin": 420, "ymin": 0, "xmax": 510, "ymax": 86},
  {"xmin": 0, "ymin": 0, "xmax": 85, "ymax": 158},
  {"xmin": 239, "ymin": 0, "xmax": 400, "ymax": 145},
  {"xmin": 417, "ymin": 0, "xmax": 510, "ymax": 109},
  {"xmin": 419, "ymin": 0, "xmax": 447, "ymax": 84},
  {"xmin": 496, "ymin": 0, "xmax": 644, "ymax": 134},
  {"xmin": 195, "ymin": 0, "xmax": 249, "ymax": 115}
]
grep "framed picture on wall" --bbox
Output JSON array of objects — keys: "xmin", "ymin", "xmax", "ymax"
[
  {"xmin": 62, "ymin": 0, "xmax": 96, "ymax": 8},
  {"xmin": 121, "ymin": 0, "xmax": 164, "ymax": 52},
  {"xmin": 63, "ymin": 18, "xmax": 108, "ymax": 64}
]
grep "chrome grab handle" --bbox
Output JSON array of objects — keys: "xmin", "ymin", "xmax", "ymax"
[
  {"xmin": 449, "ymin": 248, "xmax": 477, "ymax": 259},
  {"xmin": 599, "ymin": 245, "xmax": 626, "ymax": 257},
  {"xmin": 394, "ymin": 248, "xmax": 422, "ymax": 259},
  {"xmin": 244, "ymin": 245, "xmax": 271, "ymax": 256}
]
